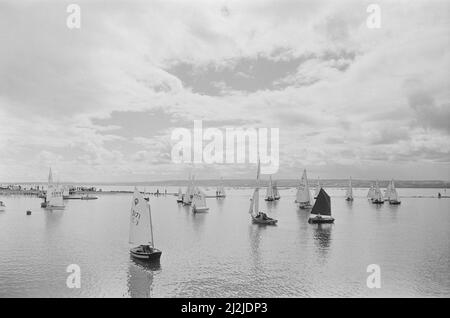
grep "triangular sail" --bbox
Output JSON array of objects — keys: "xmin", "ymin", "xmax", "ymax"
[
  {"xmin": 346, "ymin": 177, "xmax": 353, "ymax": 199},
  {"xmin": 129, "ymin": 189, "xmax": 153, "ymax": 247},
  {"xmin": 315, "ymin": 177, "xmax": 322, "ymax": 197},
  {"xmin": 266, "ymin": 176, "xmax": 274, "ymax": 199},
  {"xmin": 390, "ymin": 180, "xmax": 399, "ymax": 201},
  {"xmin": 310, "ymin": 188, "xmax": 331, "ymax": 216},
  {"xmin": 373, "ymin": 180, "xmax": 383, "ymax": 201},
  {"xmin": 297, "ymin": 169, "xmax": 312, "ymax": 203}
]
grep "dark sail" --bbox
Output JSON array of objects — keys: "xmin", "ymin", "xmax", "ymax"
[{"xmin": 310, "ymin": 188, "xmax": 331, "ymax": 216}]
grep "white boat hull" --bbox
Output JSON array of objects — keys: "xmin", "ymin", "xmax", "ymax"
[{"xmin": 193, "ymin": 206, "xmax": 209, "ymax": 213}]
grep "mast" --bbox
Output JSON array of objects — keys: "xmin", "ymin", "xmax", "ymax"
[{"xmin": 148, "ymin": 203, "xmax": 154, "ymax": 247}]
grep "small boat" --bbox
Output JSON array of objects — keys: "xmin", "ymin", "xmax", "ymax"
[
  {"xmin": 273, "ymin": 181, "xmax": 280, "ymax": 200},
  {"xmin": 129, "ymin": 188, "xmax": 162, "ymax": 262},
  {"xmin": 345, "ymin": 177, "xmax": 354, "ymax": 201},
  {"xmin": 308, "ymin": 188, "xmax": 334, "ymax": 224},
  {"xmin": 388, "ymin": 180, "xmax": 401, "ymax": 205},
  {"xmin": 182, "ymin": 174, "xmax": 194, "ymax": 206},
  {"xmin": 80, "ymin": 194, "xmax": 98, "ymax": 200},
  {"xmin": 314, "ymin": 177, "xmax": 322, "ymax": 199},
  {"xmin": 264, "ymin": 176, "xmax": 275, "ymax": 201},
  {"xmin": 296, "ymin": 169, "xmax": 312, "ymax": 209},
  {"xmin": 215, "ymin": 178, "xmax": 226, "ymax": 198},
  {"xmin": 176, "ymin": 188, "xmax": 183, "ymax": 203},
  {"xmin": 192, "ymin": 190, "xmax": 209, "ymax": 213},
  {"xmin": 371, "ymin": 180, "xmax": 384, "ymax": 204},
  {"xmin": 26, "ymin": 210, "xmax": 32, "ymax": 215},
  {"xmin": 249, "ymin": 159, "xmax": 277, "ymax": 225}
]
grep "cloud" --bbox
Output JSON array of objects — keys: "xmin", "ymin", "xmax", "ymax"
[{"xmin": 0, "ymin": 0, "xmax": 449, "ymax": 181}]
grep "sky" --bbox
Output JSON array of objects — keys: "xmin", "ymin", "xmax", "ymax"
[{"xmin": 0, "ymin": 0, "xmax": 449, "ymax": 182}]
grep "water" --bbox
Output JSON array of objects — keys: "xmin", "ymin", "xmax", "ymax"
[{"xmin": 0, "ymin": 187, "xmax": 449, "ymax": 297}]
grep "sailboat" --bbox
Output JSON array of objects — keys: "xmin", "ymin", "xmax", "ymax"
[
  {"xmin": 367, "ymin": 184, "xmax": 375, "ymax": 200},
  {"xmin": 182, "ymin": 174, "xmax": 194, "ymax": 206},
  {"xmin": 296, "ymin": 169, "xmax": 312, "ymax": 209},
  {"xmin": 371, "ymin": 180, "xmax": 384, "ymax": 204},
  {"xmin": 314, "ymin": 177, "xmax": 322, "ymax": 199},
  {"xmin": 273, "ymin": 181, "xmax": 280, "ymax": 200},
  {"xmin": 345, "ymin": 177, "xmax": 354, "ymax": 201},
  {"xmin": 176, "ymin": 188, "xmax": 183, "ymax": 203},
  {"xmin": 249, "ymin": 159, "xmax": 277, "ymax": 225},
  {"xmin": 42, "ymin": 168, "xmax": 65, "ymax": 209},
  {"xmin": 388, "ymin": 180, "xmax": 401, "ymax": 205},
  {"xmin": 216, "ymin": 178, "xmax": 226, "ymax": 198},
  {"xmin": 264, "ymin": 176, "xmax": 275, "ymax": 201},
  {"xmin": 308, "ymin": 188, "xmax": 334, "ymax": 224},
  {"xmin": 129, "ymin": 188, "xmax": 162, "ymax": 261},
  {"xmin": 192, "ymin": 189, "xmax": 209, "ymax": 213}
]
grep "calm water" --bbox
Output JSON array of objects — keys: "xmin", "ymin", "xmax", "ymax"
[{"xmin": 0, "ymin": 187, "xmax": 449, "ymax": 297}]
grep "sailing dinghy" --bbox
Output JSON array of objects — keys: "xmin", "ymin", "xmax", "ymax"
[
  {"xmin": 129, "ymin": 188, "xmax": 162, "ymax": 261},
  {"xmin": 249, "ymin": 159, "xmax": 277, "ymax": 225},
  {"xmin": 371, "ymin": 180, "xmax": 384, "ymax": 204},
  {"xmin": 192, "ymin": 189, "xmax": 209, "ymax": 213},
  {"xmin": 264, "ymin": 176, "xmax": 275, "ymax": 201},
  {"xmin": 308, "ymin": 188, "xmax": 334, "ymax": 224},
  {"xmin": 273, "ymin": 181, "xmax": 280, "ymax": 200},
  {"xmin": 345, "ymin": 177, "xmax": 354, "ymax": 201},
  {"xmin": 388, "ymin": 180, "xmax": 401, "ymax": 205},
  {"xmin": 296, "ymin": 169, "xmax": 312, "ymax": 209}
]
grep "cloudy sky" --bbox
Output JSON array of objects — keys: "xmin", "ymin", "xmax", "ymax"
[{"xmin": 0, "ymin": 0, "xmax": 449, "ymax": 182}]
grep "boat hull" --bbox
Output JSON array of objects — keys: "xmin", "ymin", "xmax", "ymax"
[
  {"xmin": 389, "ymin": 200, "xmax": 401, "ymax": 205},
  {"xmin": 298, "ymin": 202, "xmax": 312, "ymax": 209},
  {"xmin": 251, "ymin": 216, "xmax": 277, "ymax": 225},
  {"xmin": 345, "ymin": 197, "xmax": 354, "ymax": 201},
  {"xmin": 193, "ymin": 206, "xmax": 209, "ymax": 213},
  {"xmin": 308, "ymin": 215, "xmax": 334, "ymax": 224},
  {"xmin": 264, "ymin": 198, "xmax": 275, "ymax": 202},
  {"xmin": 130, "ymin": 246, "xmax": 162, "ymax": 261},
  {"xmin": 371, "ymin": 199, "xmax": 384, "ymax": 204}
]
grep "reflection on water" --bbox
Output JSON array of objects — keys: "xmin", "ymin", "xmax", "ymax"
[
  {"xmin": 313, "ymin": 224, "xmax": 332, "ymax": 251},
  {"xmin": 127, "ymin": 257, "xmax": 161, "ymax": 298}
]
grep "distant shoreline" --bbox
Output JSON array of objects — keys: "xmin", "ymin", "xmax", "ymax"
[{"xmin": 1, "ymin": 179, "xmax": 449, "ymax": 189}]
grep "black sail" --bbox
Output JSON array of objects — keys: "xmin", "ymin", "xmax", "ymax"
[{"xmin": 310, "ymin": 188, "xmax": 331, "ymax": 216}]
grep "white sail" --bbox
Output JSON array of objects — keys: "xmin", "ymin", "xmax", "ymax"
[
  {"xmin": 346, "ymin": 177, "xmax": 353, "ymax": 199},
  {"xmin": 297, "ymin": 169, "xmax": 312, "ymax": 203},
  {"xmin": 390, "ymin": 180, "xmax": 399, "ymax": 201},
  {"xmin": 177, "ymin": 188, "xmax": 183, "ymax": 200},
  {"xmin": 315, "ymin": 177, "xmax": 322, "ymax": 198},
  {"xmin": 266, "ymin": 176, "xmax": 274, "ymax": 199},
  {"xmin": 249, "ymin": 188, "xmax": 259, "ymax": 216},
  {"xmin": 273, "ymin": 181, "xmax": 280, "ymax": 199},
  {"xmin": 129, "ymin": 189, "xmax": 153, "ymax": 247},
  {"xmin": 367, "ymin": 185, "xmax": 375, "ymax": 199},
  {"xmin": 373, "ymin": 180, "xmax": 383, "ymax": 201},
  {"xmin": 193, "ymin": 190, "xmax": 207, "ymax": 209}
]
